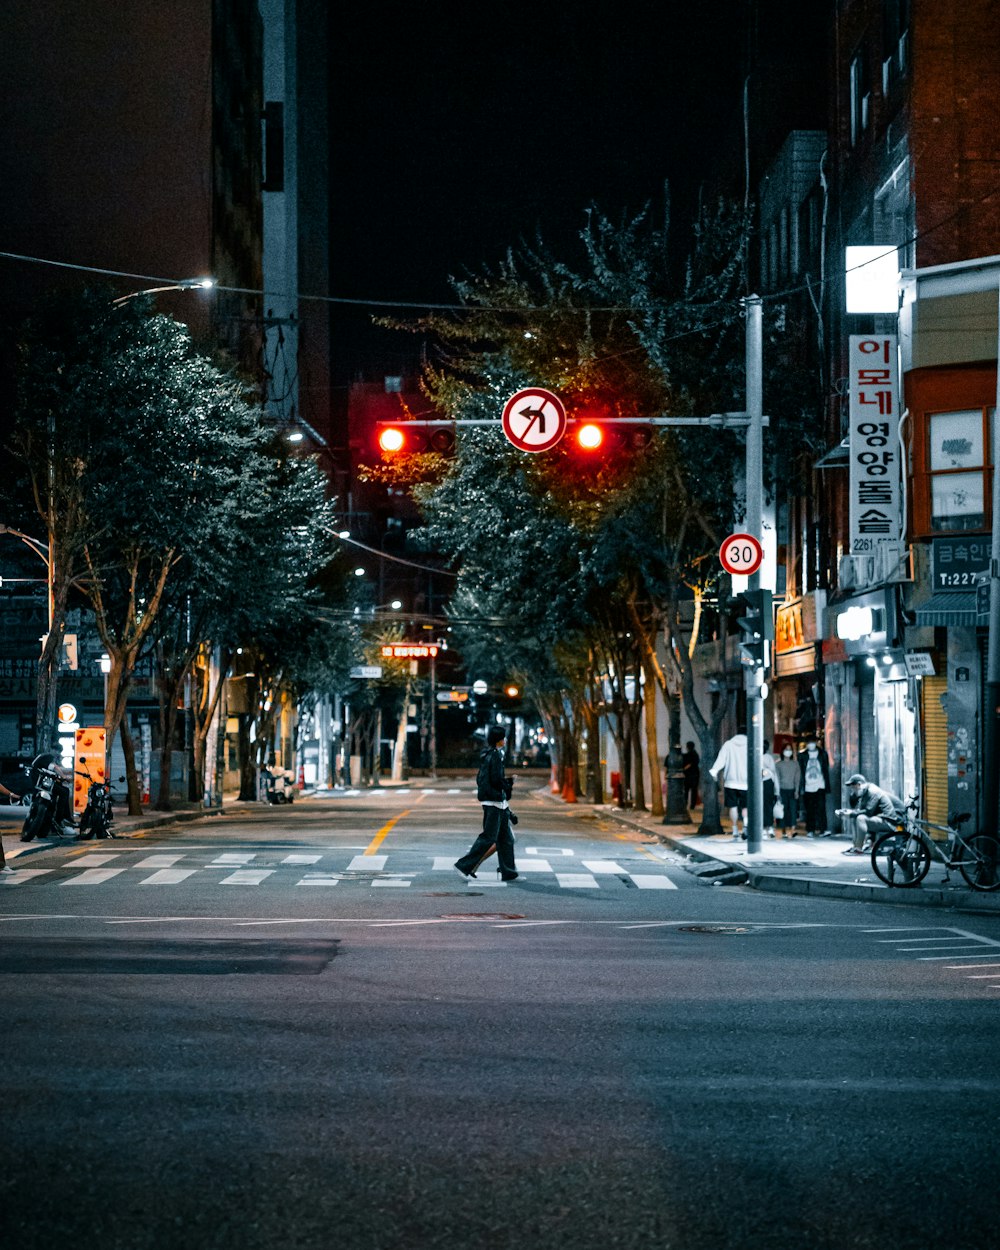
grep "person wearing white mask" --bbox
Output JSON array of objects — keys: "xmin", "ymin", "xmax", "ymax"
[
  {"xmin": 774, "ymin": 743, "xmax": 800, "ymax": 836},
  {"xmin": 797, "ymin": 737, "xmax": 831, "ymax": 838}
]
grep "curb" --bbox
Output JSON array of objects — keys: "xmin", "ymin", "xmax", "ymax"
[{"xmin": 598, "ymin": 804, "xmax": 1000, "ymax": 915}]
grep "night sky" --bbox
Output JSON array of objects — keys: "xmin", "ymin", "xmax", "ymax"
[{"xmin": 327, "ymin": 1, "xmax": 829, "ymax": 381}]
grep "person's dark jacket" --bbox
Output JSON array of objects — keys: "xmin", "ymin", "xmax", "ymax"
[
  {"xmin": 797, "ymin": 746, "xmax": 831, "ymax": 793},
  {"xmin": 476, "ymin": 746, "xmax": 511, "ymax": 802},
  {"xmin": 848, "ymin": 783, "xmax": 901, "ymax": 821}
]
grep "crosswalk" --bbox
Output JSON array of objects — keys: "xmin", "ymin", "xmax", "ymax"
[{"xmin": 1, "ymin": 848, "xmax": 680, "ymax": 891}]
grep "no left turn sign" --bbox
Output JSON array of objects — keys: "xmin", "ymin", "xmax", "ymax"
[
  {"xmin": 501, "ymin": 388, "xmax": 567, "ymax": 452},
  {"xmin": 720, "ymin": 532, "xmax": 764, "ymax": 576}
]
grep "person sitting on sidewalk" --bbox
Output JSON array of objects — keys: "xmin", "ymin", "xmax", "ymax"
[{"xmin": 837, "ymin": 774, "xmax": 902, "ymax": 855}]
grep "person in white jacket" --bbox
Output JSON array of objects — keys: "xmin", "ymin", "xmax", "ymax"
[{"xmin": 709, "ymin": 732, "xmax": 748, "ymax": 840}]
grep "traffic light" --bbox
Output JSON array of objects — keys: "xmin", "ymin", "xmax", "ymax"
[
  {"xmin": 570, "ymin": 421, "xmax": 654, "ymax": 453},
  {"xmin": 376, "ymin": 422, "xmax": 455, "ymax": 457},
  {"xmin": 735, "ymin": 589, "xmax": 773, "ymax": 670}
]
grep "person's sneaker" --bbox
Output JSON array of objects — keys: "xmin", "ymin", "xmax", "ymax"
[
  {"xmin": 731, "ymin": 833, "xmax": 741, "ymax": 841},
  {"xmin": 1, "ymin": 865, "xmax": 14, "ymax": 874},
  {"xmin": 842, "ymin": 847, "xmax": 864, "ymax": 855}
]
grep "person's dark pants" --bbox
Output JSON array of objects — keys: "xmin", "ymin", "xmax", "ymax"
[
  {"xmin": 803, "ymin": 790, "xmax": 826, "ymax": 835},
  {"xmin": 778, "ymin": 789, "xmax": 798, "ymax": 833},
  {"xmin": 684, "ymin": 773, "xmax": 699, "ymax": 808},
  {"xmin": 456, "ymin": 806, "xmax": 517, "ymax": 876}
]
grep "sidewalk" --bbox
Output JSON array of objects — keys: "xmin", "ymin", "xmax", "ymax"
[{"xmin": 579, "ymin": 795, "xmax": 1000, "ymax": 915}]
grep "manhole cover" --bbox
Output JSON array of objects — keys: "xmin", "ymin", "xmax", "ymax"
[
  {"xmin": 439, "ymin": 913, "xmax": 526, "ymax": 921},
  {"xmin": 677, "ymin": 925, "xmax": 753, "ymax": 935}
]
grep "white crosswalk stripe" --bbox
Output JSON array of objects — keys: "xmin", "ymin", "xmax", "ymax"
[{"xmin": 5, "ymin": 852, "xmax": 683, "ymax": 891}]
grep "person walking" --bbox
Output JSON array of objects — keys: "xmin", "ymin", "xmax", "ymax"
[
  {"xmin": 455, "ymin": 726, "xmax": 518, "ymax": 881},
  {"xmin": 837, "ymin": 773, "xmax": 903, "ymax": 855},
  {"xmin": 709, "ymin": 732, "xmax": 748, "ymax": 841},
  {"xmin": 774, "ymin": 743, "xmax": 800, "ymax": 837},
  {"xmin": 681, "ymin": 741, "xmax": 700, "ymax": 809},
  {"xmin": 798, "ymin": 737, "xmax": 831, "ymax": 838}
]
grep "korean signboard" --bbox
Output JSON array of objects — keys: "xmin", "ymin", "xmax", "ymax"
[
  {"xmin": 931, "ymin": 536, "xmax": 990, "ymax": 591},
  {"xmin": 848, "ymin": 335, "xmax": 901, "ymax": 555}
]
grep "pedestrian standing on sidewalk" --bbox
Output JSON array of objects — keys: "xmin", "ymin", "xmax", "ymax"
[
  {"xmin": 775, "ymin": 744, "xmax": 800, "ymax": 837},
  {"xmin": 762, "ymin": 742, "xmax": 779, "ymax": 839},
  {"xmin": 681, "ymin": 741, "xmax": 700, "ymax": 809},
  {"xmin": 455, "ymin": 726, "xmax": 518, "ymax": 881},
  {"xmin": 0, "ymin": 778, "xmax": 20, "ymax": 871},
  {"xmin": 798, "ymin": 738, "xmax": 831, "ymax": 838},
  {"xmin": 709, "ymin": 732, "xmax": 748, "ymax": 841}
]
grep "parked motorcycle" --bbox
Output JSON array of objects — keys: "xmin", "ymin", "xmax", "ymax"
[
  {"xmin": 76, "ymin": 769, "xmax": 116, "ymax": 840},
  {"xmin": 19, "ymin": 758, "xmax": 74, "ymax": 842},
  {"xmin": 262, "ymin": 765, "xmax": 296, "ymax": 804}
]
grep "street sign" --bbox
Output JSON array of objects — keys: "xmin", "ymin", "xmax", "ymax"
[
  {"xmin": 436, "ymin": 690, "xmax": 469, "ymax": 703},
  {"xmin": 501, "ymin": 388, "xmax": 567, "ymax": 452},
  {"xmin": 720, "ymin": 532, "xmax": 764, "ymax": 576},
  {"xmin": 380, "ymin": 644, "xmax": 439, "ymax": 659},
  {"xmin": 350, "ymin": 665, "xmax": 383, "ymax": 679}
]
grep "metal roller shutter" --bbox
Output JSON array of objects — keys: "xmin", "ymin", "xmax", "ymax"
[{"xmin": 922, "ymin": 675, "xmax": 949, "ymax": 828}]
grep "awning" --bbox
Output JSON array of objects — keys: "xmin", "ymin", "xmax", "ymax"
[{"xmin": 914, "ymin": 592, "xmax": 980, "ymax": 626}]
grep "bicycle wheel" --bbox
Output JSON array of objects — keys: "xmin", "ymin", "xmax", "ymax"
[
  {"xmin": 957, "ymin": 835, "xmax": 1000, "ymax": 892},
  {"xmin": 870, "ymin": 831, "xmax": 930, "ymax": 887}
]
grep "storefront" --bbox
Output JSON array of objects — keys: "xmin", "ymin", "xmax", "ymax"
[
  {"xmin": 824, "ymin": 587, "xmax": 917, "ymax": 814},
  {"xmin": 772, "ymin": 592, "xmax": 826, "ymax": 754}
]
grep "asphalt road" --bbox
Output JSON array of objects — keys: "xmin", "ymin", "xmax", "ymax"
[{"xmin": 3, "ymin": 786, "xmax": 1000, "ymax": 1250}]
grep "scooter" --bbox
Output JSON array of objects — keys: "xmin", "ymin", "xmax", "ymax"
[
  {"xmin": 19, "ymin": 760, "xmax": 73, "ymax": 842},
  {"xmin": 76, "ymin": 769, "xmax": 116, "ymax": 840}
]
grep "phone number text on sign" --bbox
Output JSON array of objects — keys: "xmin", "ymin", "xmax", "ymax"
[{"xmin": 720, "ymin": 532, "xmax": 763, "ymax": 576}]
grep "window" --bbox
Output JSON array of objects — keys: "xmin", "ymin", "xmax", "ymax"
[
  {"xmin": 909, "ymin": 366, "xmax": 996, "ymax": 537},
  {"xmin": 849, "ymin": 51, "xmax": 868, "ymax": 146}
]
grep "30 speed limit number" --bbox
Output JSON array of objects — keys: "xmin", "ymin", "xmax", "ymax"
[{"xmin": 719, "ymin": 532, "xmax": 763, "ymax": 576}]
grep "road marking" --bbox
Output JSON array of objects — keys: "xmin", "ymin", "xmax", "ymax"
[
  {"xmin": 362, "ymin": 798, "xmax": 425, "ymax": 857},
  {"xmin": 556, "ymin": 873, "xmax": 599, "ymax": 889},
  {"xmin": 348, "ymin": 854, "xmax": 386, "ymax": 871},
  {"xmin": 514, "ymin": 859, "xmax": 552, "ymax": 872},
  {"xmin": 630, "ymin": 874, "xmax": 678, "ymax": 890},
  {"xmin": 372, "ymin": 878, "xmax": 412, "ymax": 888},
  {"xmin": 0, "ymin": 870, "xmax": 52, "ymax": 885},
  {"xmin": 433, "ymin": 857, "xmax": 459, "ymax": 871},
  {"xmin": 139, "ymin": 869, "xmax": 199, "ymax": 885},
  {"xmin": 71, "ymin": 854, "xmax": 122, "ymax": 866},
  {"xmin": 297, "ymin": 875, "xmax": 340, "ymax": 886},
  {"xmin": 582, "ymin": 860, "xmax": 625, "ymax": 874},
  {"xmin": 947, "ymin": 962, "xmax": 1000, "ymax": 970},
  {"xmin": 220, "ymin": 870, "xmax": 274, "ymax": 885},
  {"xmin": 527, "ymin": 847, "xmax": 574, "ymax": 856},
  {"xmin": 136, "ymin": 854, "xmax": 184, "ymax": 868},
  {"xmin": 213, "ymin": 853, "xmax": 256, "ymax": 865},
  {"xmin": 282, "ymin": 854, "xmax": 322, "ymax": 865},
  {"xmin": 63, "ymin": 869, "xmax": 127, "ymax": 885}
]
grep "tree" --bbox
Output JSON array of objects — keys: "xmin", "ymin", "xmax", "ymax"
[{"xmin": 7, "ymin": 290, "xmax": 333, "ymax": 813}]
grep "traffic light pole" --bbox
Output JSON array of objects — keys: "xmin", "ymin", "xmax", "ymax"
[{"xmin": 744, "ymin": 296, "xmax": 764, "ymax": 855}]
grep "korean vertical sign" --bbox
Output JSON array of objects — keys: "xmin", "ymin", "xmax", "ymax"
[{"xmin": 848, "ymin": 335, "xmax": 901, "ymax": 555}]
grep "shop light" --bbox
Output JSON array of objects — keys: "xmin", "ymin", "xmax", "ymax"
[
  {"xmin": 845, "ymin": 245, "xmax": 900, "ymax": 313},
  {"xmin": 882, "ymin": 654, "xmax": 894, "ymax": 665},
  {"xmin": 837, "ymin": 605, "xmax": 875, "ymax": 640},
  {"xmin": 866, "ymin": 657, "xmax": 878, "ymax": 668}
]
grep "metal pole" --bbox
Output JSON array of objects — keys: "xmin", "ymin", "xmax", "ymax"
[
  {"xmin": 429, "ymin": 651, "xmax": 438, "ymax": 780},
  {"xmin": 983, "ymin": 283, "xmax": 1000, "ymax": 832},
  {"xmin": 744, "ymin": 295, "xmax": 764, "ymax": 854}
]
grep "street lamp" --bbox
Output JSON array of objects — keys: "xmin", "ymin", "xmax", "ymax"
[{"xmin": 111, "ymin": 277, "xmax": 215, "ymax": 306}]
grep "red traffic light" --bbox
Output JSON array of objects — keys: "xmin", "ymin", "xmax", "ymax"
[
  {"xmin": 571, "ymin": 421, "xmax": 654, "ymax": 452},
  {"xmin": 379, "ymin": 426, "xmax": 405, "ymax": 453},
  {"xmin": 576, "ymin": 422, "xmax": 604, "ymax": 450},
  {"xmin": 375, "ymin": 423, "xmax": 455, "ymax": 457}
]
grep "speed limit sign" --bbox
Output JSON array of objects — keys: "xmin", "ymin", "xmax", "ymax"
[{"xmin": 720, "ymin": 532, "xmax": 763, "ymax": 576}]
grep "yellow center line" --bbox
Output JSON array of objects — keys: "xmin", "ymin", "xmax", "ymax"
[{"xmin": 363, "ymin": 793, "xmax": 426, "ymax": 855}]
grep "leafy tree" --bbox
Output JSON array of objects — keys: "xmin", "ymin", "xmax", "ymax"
[{"xmin": 6, "ymin": 290, "xmax": 334, "ymax": 813}]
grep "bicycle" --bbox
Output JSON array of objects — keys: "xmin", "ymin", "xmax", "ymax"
[{"xmin": 869, "ymin": 800, "xmax": 1000, "ymax": 892}]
